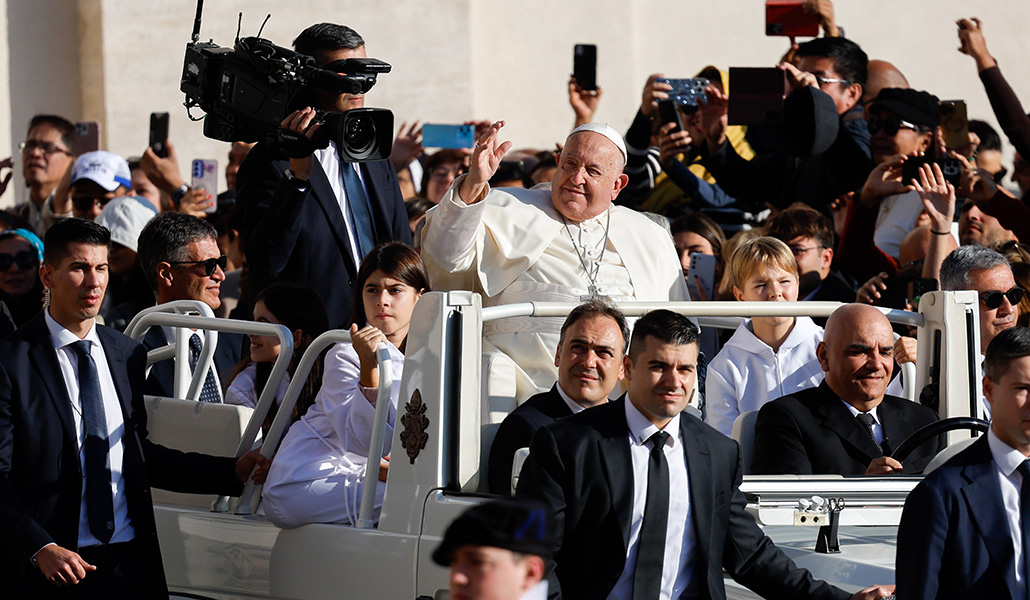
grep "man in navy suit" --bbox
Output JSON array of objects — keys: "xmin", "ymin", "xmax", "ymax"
[
  {"xmin": 136, "ymin": 212, "xmax": 244, "ymax": 400},
  {"xmin": 488, "ymin": 298, "xmax": 628, "ymax": 494},
  {"xmin": 515, "ymin": 309, "xmax": 891, "ymax": 600},
  {"xmin": 236, "ymin": 22, "xmax": 411, "ymax": 329},
  {"xmin": 0, "ymin": 218, "xmax": 267, "ymax": 598},
  {"xmin": 897, "ymin": 325, "xmax": 1030, "ymax": 600}
]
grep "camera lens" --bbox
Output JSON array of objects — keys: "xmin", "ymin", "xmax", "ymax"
[{"xmin": 345, "ymin": 115, "xmax": 377, "ymax": 158}]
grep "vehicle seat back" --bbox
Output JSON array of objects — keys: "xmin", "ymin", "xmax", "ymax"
[
  {"xmin": 731, "ymin": 410, "xmax": 760, "ymax": 475},
  {"xmin": 923, "ymin": 436, "xmax": 978, "ymax": 474},
  {"xmin": 479, "ymin": 351, "xmax": 539, "ymax": 492}
]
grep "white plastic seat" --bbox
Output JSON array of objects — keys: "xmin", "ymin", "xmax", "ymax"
[
  {"xmin": 923, "ymin": 436, "xmax": 979, "ymax": 474},
  {"xmin": 730, "ymin": 410, "xmax": 760, "ymax": 475}
]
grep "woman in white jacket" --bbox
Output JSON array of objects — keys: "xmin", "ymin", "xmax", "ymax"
[
  {"xmin": 706, "ymin": 237, "xmax": 824, "ymax": 436},
  {"xmin": 263, "ymin": 242, "xmax": 430, "ymax": 527}
]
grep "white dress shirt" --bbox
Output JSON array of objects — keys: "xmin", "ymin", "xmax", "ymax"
[
  {"xmin": 555, "ymin": 383, "xmax": 602, "ymax": 415},
  {"xmin": 316, "ymin": 141, "xmax": 370, "ymax": 266},
  {"xmin": 608, "ymin": 399, "xmax": 696, "ymax": 600},
  {"xmin": 45, "ymin": 311, "xmax": 135, "ymax": 547},
  {"xmin": 840, "ymin": 400, "xmax": 885, "ymax": 446},
  {"xmin": 988, "ymin": 428, "xmax": 1029, "ymax": 598}
]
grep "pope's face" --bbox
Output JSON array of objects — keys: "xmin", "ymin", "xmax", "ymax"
[{"xmin": 550, "ymin": 132, "xmax": 627, "ymax": 222}]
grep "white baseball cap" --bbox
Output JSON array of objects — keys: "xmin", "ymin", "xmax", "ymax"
[
  {"xmin": 95, "ymin": 196, "xmax": 157, "ymax": 252},
  {"xmin": 71, "ymin": 151, "xmax": 132, "ymax": 192}
]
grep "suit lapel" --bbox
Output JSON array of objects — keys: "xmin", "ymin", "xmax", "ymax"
[
  {"xmin": 598, "ymin": 398, "xmax": 634, "ymax": 551},
  {"xmin": 961, "ymin": 439, "xmax": 1019, "ymax": 600},
  {"xmin": 309, "ymin": 160, "xmax": 359, "ymax": 278},
  {"xmin": 817, "ymin": 394, "xmax": 881, "ymax": 460},
  {"xmin": 25, "ymin": 318, "xmax": 77, "ymax": 449},
  {"xmin": 98, "ymin": 327, "xmax": 133, "ymax": 420},
  {"xmin": 681, "ymin": 417, "xmax": 714, "ymax": 567},
  {"xmin": 877, "ymin": 400, "xmax": 904, "ymax": 455}
]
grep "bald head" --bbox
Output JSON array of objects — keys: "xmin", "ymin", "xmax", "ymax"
[
  {"xmin": 819, "ymin": 304, "xmax": 895, "ymax": 410},
  {"xmin": 863, "ymin": 60, "xmax": 909, "ymax": 105}
]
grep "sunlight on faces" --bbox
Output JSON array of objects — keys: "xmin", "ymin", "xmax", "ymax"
[
  {"xmin": 984, "ymin": 355, "xmax": 1030, "ymax": 455},
  {"xmin": 969, "ymin": 265, "xmax": 1019, "ymax": 354},
  {"xmin": 625, "ymin": 335, "xmax": 698, "ymax": 428},
  {"xmin": 361, "ymin": 269, "xmax": 423, "ymax": 341},
  {"xmin": 959, "ymin": 203, "xmax": 1014, "ymax": 247},
  {"xmin": 868, "ymin": 108, "xmax": 932, "ymax": 165},
  {"xmin": 554, "ymin": 315, "xmax": 626, "ymax": 407},
  {"xmin": 249, "ymin": 299, "xmax": 283, "ymax": 364},
  {"xmin": 819, "ymin": 306, "xmax": 894, "ymax": 409},
  {"xmin": 0, "ymin": 236, "xmax": 38, "ymax": 296},
  {"xmin": 733, "ymin": 264, "xmax": 799, "ymax": 329},
  {"xmin": 449, "ymin": 546, "xmax": 543, "ymax": 600},
  {"xmin": 550, "ymin": 131, "xmax": 627, "ymax": 222},
  {"xmin": 673, "ymin": 231, "xmax": 715, "ymax": 277},
  {"xmin": 40, "ymin": 242, "xmax": 108, "ymax": 326},
  {"xmin": 796, "ymin": 56, "xmax": 861, "ymax": 115},
  {"xmin": 163, "ymin": 237, "xmax": 223, "ymax": 309},
  {"xmin": 22, "ymin": 124, "xmax": 73, "ymax": 188}
]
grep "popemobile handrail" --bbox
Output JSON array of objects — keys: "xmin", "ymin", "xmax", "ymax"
[{"xmin": 126, "ymin": 300, "xmax": 219, "ymax": 402}]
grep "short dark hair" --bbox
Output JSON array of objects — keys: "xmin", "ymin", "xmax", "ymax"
[
  {"xmin": 795, "ymin": 37, "xmax": 868, "ymax": 89},
  {"xmin": 293, "ymin": 23, "xmax": 364, "ymax": 62},
  {"xmin": 137, "ymin": 212, "xmax": 218, "ymax": 292},
  {"xmin": 350, "ymin": 242, "xmax": 430, "ymax": 327},
  {"xmin": 27, "ymin": 114, "xmax": 75, "ymax": 153},
  {"xmin": 763, "ymin": 204, "xmax": 835, "ymax": 250},
  {"xmin": 43, "ymin": 217, "xmax": 110, "ymax": 266},
  {"xmin": 969, "ymin": 120, "xmax": 1002, "ymax": 152},
  {"xmin": 628, "ymin": 309, "xmax": 699, "ymax": 360},
  {"xmin": 559, "ymin": 298, "xmax": 631, "ymax": 355},
  {"xmin": 985, "ymin": 326, "xmax": 1030, "ymax": 381}
]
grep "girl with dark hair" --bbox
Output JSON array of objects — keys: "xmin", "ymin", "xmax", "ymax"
[
  {"xmin": 263, "ymin": 242, "xmax": 430, "ymax": 528},
  {"xmin": 226, "ymin": 283, "xmax": 330, "ymax": 429}
]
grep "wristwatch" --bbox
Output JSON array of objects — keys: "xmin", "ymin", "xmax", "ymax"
[{"xmin": 170, "ymin": 183, "xmax": 190, "ymax": 207}]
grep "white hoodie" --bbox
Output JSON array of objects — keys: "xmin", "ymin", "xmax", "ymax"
[{"xmin": 705, "ymin": 316, "xmax": 824, "ymax": 436}]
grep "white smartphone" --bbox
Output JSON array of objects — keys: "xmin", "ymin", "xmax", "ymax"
[
  {"xmin": 191, "ymin": 158, "xmax": 219, "ymax": 214},
  {"xmin": 687, "ymin": 252, "xmax": 717, "ymax": 300}
]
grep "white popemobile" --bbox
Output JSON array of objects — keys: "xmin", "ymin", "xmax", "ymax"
[{"xmin": 129, "ymin": 291, "xmax": 987, "ymax": 600}]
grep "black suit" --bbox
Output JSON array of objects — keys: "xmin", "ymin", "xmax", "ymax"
[
  {"xmin": 235, "ymin": 143, "xmax": 412, "ymax": 328},
  {"xmin": 515, "ymin": 398, "xmax": 849, "ymax": 600},
  {"xmin": 141, "ymin": 326, "xmax": 244, "ymax": 399},
  {"xmin": 751, "ymin": 382, "xmax": 942, "ymax": 475},
  {"xmin": 487, "ymin": 385, "xmax": 572, "ymax": 494},
  {"xmin": 896, "ymin": 436, "xmax": 1019, "ymax": 600},
  {"xmin": 0, "ymin": 313, "xmax": 242, "ymax": 598}
]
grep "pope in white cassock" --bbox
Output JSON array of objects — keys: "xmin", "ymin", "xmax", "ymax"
[{"xmin": 421, "ymin": 121, "xmax": 688, "ymax": 391}]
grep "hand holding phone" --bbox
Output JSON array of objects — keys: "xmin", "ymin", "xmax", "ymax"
[
  {"xmin": 687, "ymin": 253, "xmax": 717, "ymax": 301},
  {"xmin": 573, "ymin": 44, "xmax": 597, "ymax": 91},
  {"xmin": 73, "ymin": 122, "xmax": 101, "ymax": 155},
  {"xmin": 421, "ymin": 124, "xmax": 475, "ymax": 149},
  {"xmin": 149, "ymin": 112, "xmax": 170, "ymax": 158},
  {"xmin": 191, "ymin": 159, "xmax": 219, "ymax": 214},
  {"xmin": 766, "ymin": 0, "xmax": 821, "ymax": 37}
]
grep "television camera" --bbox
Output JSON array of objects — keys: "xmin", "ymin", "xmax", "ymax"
[{"xmin": 179, "ymin": 2, "xmax": 393, "ymax": 161}]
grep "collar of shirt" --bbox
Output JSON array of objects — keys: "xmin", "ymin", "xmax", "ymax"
[
  {"xmin": 45, "ymin": 309, "xmax": 100, "ymax": 349},
  {"xmin": 161, "ymin": 325, "xmax": 204, "ymax": 348},
  {"xmin": 839, "ymin": 398, "xmax": 880, "ymax": 423},
  {"xmin": 624, "ymin": 394, "xmax": 680, "ymax": 448},
  {"xmin": 988, "ymin": 427, "xmax": 1029, "ymax": 478},
  {"xmin": 556, "ymin": 383, "xmax": 603, "ymax": 415}
]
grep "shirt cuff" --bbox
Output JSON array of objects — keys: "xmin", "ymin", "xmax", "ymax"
[{"xmin": 31, "ymin": 542, "xmax": 57, "ymax": 568}]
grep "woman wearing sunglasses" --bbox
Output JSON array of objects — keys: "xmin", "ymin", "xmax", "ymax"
[
  {"xmin": 0, "ymin": 228, "xmax": 45, "ymax": 327},
  {"xmin": 262, "ymin": 242, "xmax": 430, "ymax": 528}
]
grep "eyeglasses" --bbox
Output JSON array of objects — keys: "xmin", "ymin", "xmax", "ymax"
[
  {"xmin": 71, "ymin": 194, "xmax": 115, "ymax": 213},
  {"xmin": 18, "ymin": 140, "xmax": 72, "ymax": 157},
  {"xmin": 979, "ymin": 286, "xmax": 1025, "ymax": 310},
  {"xmin": 815, "ymin": 76, "xmax": 852, "ymax": 88},
  {"xmin": 0, "ymin": 250, "xmax": 38, "ymax": 271},
  {"xmin": 867, "ymin": 116, "xmax": 921, "ymax": 136},
  {"xmin": 788, "ymin": 245, "xmax": 824, "ymax": 257},
  {"xmin": 170, "ymin": 255, "xmax": 228, "ymax": 277}
]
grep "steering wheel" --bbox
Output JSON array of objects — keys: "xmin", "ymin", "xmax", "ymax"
[{"xmin": 890, "ymin": 417, "xmax": 989, "ymax": 467}]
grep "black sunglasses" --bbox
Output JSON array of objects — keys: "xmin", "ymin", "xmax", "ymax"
[
  {"xmin": 979, "ymin": 286, "xmax": 1025, "ymax": 310},
  {"xmin": 170, "ymin": 255, "xmax": 227, "ymax": 277},
  {"xmin": 0, "ymin": 250, "xmax": 38, "ymax": 271},
  {"xmin": 867, "ymin": 115, "xmax": 920, "ymax": 137}
]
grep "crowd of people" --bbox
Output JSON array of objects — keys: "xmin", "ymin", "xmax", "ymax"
[{"xmin": 3, "ymin": 5, "xmax": 1030, "ymax": 599}]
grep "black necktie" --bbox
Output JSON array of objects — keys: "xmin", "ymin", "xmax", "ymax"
[
  {"xmin": 188, "ymin": 333, "xmax": 221, "ymax": 403},
  {"xmin": 70, "ymin": 340, "xmax": 115, "ymax": 544},
  {"xmin": 856, "ymin": 412, "xmax": 882, "ymax": 454},
  {"xmin": 633, "ymin": 430, "xmax": 670, "ymax": 600},
  {"xmin": 341, "ymin": 162, "xmax": 375, "ymax": 258},
  {"xmin": 1017, "ymin": 460, "xmax": 1030, "ymax": 599}
]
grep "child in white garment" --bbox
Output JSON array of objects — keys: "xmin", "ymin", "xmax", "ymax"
[{"xmin": 705, "ymin": 236, "xmax": 825, "ymax": 436}]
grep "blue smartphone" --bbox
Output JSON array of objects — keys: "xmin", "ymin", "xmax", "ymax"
[{"xmin": 422, "ymin": 124, "xmax": 475, "ymax": 149}]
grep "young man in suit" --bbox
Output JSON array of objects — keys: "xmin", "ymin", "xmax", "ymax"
[
  {"xmin": 136, "ymin": 211, "xmax": 244, "ymax": 400},
  {"xmin": 515, "ymin": 309, "xmax": 891, "ymax": 600},
  {"xmin": 751, "ymin": 303, "xmax": 941, "ymax": 475},
  {"xmin": 487, "ymin": 298, "xmax": 628, "ymax": 494},
  {"xmin": 236, "ymin": 22, "xmax": 411, "ymax": 329},
  {"xmin": 897, "ymin": 325, "xmax": 1030, "ymax": 599},
  {"xmin": 0, "ymin": 218, "xmax": 267, "ymax": 597}
]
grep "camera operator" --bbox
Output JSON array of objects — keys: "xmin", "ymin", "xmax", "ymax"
[{"xmin": 235, "ymin": 23, "xmax": 411, "ymax": 328}]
